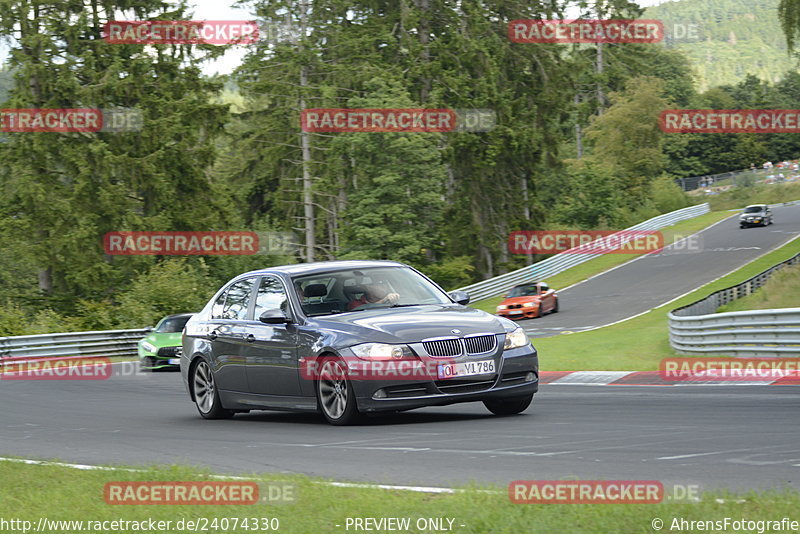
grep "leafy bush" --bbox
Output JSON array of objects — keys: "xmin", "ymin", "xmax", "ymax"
[
  {"xmin": 114, "ymin": 259, "xmax": 215, "ymax": 328},
  {"xmin": 424, "ymin": 256, "xmax": 476, "ymax": 290},
  {"xmin": 650, "ymin": 175, "xmax": 692, "ymax": 213},
  {"xmin": 0, "ymin": 302, "xmax": 81, "ymax": 336}
]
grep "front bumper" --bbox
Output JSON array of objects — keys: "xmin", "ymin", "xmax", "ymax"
[
  {"xmin": 497, "ymin": 308, "xmax": 539, "ymax": 319},
  {"xmin": 350, "ymin": 345, "xmax": 538, "ymax": 412},
  {"xmin": 139, "ymin": 346, "xmax": 182, "ymax": 368},
  {"xmin": 740, "ymin": 218, "xmax": 765, "ymax": 226}
]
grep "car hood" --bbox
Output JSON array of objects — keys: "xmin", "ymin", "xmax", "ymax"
[
  {"xmin": 500, "ymin": 296, "xmax": 540, "ymax": 306},
  {"xmin": 313, "ymin": 305, "xmax": 509, "ymax": 343},
  {"xmin": 142, "ymin": 332, "xmax": 183, "ymax": 347}
]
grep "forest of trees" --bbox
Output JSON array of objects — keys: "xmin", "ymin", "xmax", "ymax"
[{"xmin": 1, "ymin": 0, "xmax": 800, "ymax": 334}]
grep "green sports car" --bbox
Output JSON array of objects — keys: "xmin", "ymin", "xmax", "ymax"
[{"xmin": 138, "ymin": 313, "xmax": 194, "ymax": 371}]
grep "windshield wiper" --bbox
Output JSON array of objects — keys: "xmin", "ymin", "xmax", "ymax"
[{"xmin": 306, "ymin": 310, "xmax": 346, "ymax": 317}]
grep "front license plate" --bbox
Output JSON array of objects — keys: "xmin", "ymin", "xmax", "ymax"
[
  {"xmin": 509, "ymin": 310, "xmax": 523, "ymax": 315},
  {"xmin": 438, "ymin": 359, "xmax": 495, "ymax": 379},
  {"xmin": 168, "ymin": 358, "xmax": 180, "ymax": 365}
]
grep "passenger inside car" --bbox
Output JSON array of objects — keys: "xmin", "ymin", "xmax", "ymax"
[{"xmin": 347, "ymin": 283, "xmax": 400, "ymax": 310}]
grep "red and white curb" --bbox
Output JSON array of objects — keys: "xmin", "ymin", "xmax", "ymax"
[{"xmin": 539, "ymin": 370, "xmax": 800, "ymax": 386}]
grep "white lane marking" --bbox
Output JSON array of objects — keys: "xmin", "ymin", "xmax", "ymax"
[
  {"xmin": 0, "ymin": 456, "xmax": 465, "ymax": 494},
  {"xmin": 0, "ymin": 457, "xmax": 137, "ymax": 471},
  {"xmin": 324, "ymin": 445, "xmax": 577, "ymax": 457},
  {"xmin": 657, "ymin": 449, "xmax": 755, "ymax": 460},
  {"xmin": 550, "ymin": 371, "xmax": 634, "ymax": 385},
  {"xmin": 327, "ymin": 482, "xmax": 458, "ymax": 494}
]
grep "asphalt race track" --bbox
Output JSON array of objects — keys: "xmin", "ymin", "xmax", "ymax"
[
  {"xmin": 1, "ymin": 370, "xmax": 798, "ymax": 491},
  {"xmin": 520, "ymin": 203, "xmax": 800, "ymax": 337},
  {"xmin": 2, "ymin": 204, "xmax": 800, "ymax": 491}
]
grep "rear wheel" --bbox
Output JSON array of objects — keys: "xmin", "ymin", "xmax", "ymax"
[
  {"xmin": 192, "ymin": 360, "xmax": 234, "ymax": 420},
  {"xmin": 552, "ymin": 298, "xmax": 559, "ymax": 313},
  {"xmin": 484, "ymin": 393, "xmax": 534, "ymax": 416},
  {"xmin": 316, "ymin": 357, "xmax": 362, "ymax": 425}
]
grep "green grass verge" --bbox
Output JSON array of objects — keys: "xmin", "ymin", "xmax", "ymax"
[
  {"xmin": 718, "ymin": 264, "xmax": 800, "ymax": 312},
  {"xmin": 1, "ymin": 460, "xmax": 798, "ymax": 533},
  {"xmin": 707, "ymin": 181, "xmax": 800, "ymax": 211},
  {"xmin": 533, "ymin": 236, "xmax": 800, "ymax": 371},
  {"xmin": 469, "ymin": 210, "xmax": 732, "ymax": 314}
]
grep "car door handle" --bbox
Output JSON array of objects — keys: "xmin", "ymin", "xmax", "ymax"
[
  {"xmin": 208, "ymin": 330, "xmax": 218, "ymax": 340},
  {"xmin": 245, "ymin": 334, "xmax": 256, "ymax": 343}
]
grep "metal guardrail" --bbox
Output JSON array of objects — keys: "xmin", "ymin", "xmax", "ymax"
[
  {"xmin": 456, "ymin": 203, "xmax": 710, "ymax": 302},
  {"xmin": 0, "ymin": 328, "xmax": 149, "ymax": 364},
  {"xmin": 668, "ymin": 249, "xmax": 800, "ymax": 357}
]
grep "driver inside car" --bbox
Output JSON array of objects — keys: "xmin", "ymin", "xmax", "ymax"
[{"xmin": 347, "ymin": 283, "xmax": 400, "ymax": 310}]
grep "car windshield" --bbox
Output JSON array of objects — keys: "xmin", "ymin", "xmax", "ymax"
[
  {"xmin": 744, "ymin": 206, "xmax": 764, "ymax": 213},
  {"xmin": 155, "ymin": 316, "xmax": 191, "ymax": 333},
  {"xmin": 292, "ymin": 266, "xmax": 451, "ymax": 317},
  {"xmin": 508, "ymin": 285, "xmax": 539, "ymax": 297}
]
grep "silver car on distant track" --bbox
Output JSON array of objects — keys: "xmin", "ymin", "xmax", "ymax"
[{"xmin": 739, "ymin": 204, "xmax": 773, "ymax": 228}]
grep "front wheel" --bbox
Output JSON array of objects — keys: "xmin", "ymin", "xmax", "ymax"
[
  {"xmin": 192, "ymin": 360, "xmax": 234, "ymax": 420},
  {"xmin": 484, "ymin": 393, "xmax": 534, "ymax": 416},
  {"xmin": 316, "ymin": 357, "xmax": 362, "ymax": 425},
  {"xmin": 552, "ymin": 298, "xmax": 559, "ymax": 313}
]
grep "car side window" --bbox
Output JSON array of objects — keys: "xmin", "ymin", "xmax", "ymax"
[
  {"xmin": 254, "ymin": 276, "xmax": 289, "ymax": 320},
  {"xmin": 211, "ymin": 291, "xmax": 227, "ymax": 319},
  {"xmin": 212, "ymin": 278, "xmax": 255, "ymax": 320}
]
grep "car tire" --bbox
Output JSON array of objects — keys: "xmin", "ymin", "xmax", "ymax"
[
  {"xmin": 316, "ymin": 356, "xmax": 362, "ymax": 426},
  {"xmin": 484, "ymin": 393, "xmax": 534, "ymax": 416},
  {"xmin": 191, "ymin": 359, "xmax": 234, "ymax": 420},
  {"xmin": 552, "ymin": 298, "xmax": 559, "ymax": 313},
  {"xmin": 140, "ymin": 356, "xmax": 156, "ymax": 371}
]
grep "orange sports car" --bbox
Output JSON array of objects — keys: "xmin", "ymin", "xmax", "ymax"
[{"xmin": 496, "ymin": 282, "xmax": 558, "ymax": 319}]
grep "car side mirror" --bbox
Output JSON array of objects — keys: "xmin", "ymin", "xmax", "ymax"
[
  {"xmin": 259, "ymin": 309, "xmax": 291, "ymax": 324},
  {"xmin": 449, "ymin": 290, "xmax": 470, "ymax": 305}
]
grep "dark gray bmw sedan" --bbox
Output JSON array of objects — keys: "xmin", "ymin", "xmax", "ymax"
[{"xmin": 181, "ymin": 260, "xmax": 538, "ymax": 425}]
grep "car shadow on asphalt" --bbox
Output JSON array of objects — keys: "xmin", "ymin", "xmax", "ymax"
[{"xmin": 231, "ymin": 409, "xmax": 521, "ymax": 426}]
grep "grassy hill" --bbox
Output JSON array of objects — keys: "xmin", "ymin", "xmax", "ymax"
[{"xmin": 646, "ymin": 0, "xmax": 799, "ymax": 90}]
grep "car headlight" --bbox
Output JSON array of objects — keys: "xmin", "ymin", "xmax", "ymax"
[
  {"xmin": 522, "ymin": 301, "xmax": 537, "ymax": 308},
  {"xmin": 497, "ymin": 305, "xmax": 507, "ymax": 311},
  {"xmin": 140, "ymin": 341, "xmax": 157, "ymax": 353},
  {"xmin": 504, "ymin": 327, "xmax": 530, "ymax": 350},
  {"xmin": 351, "ymin": 343, "xmax": 415, "ymax": 361}
]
